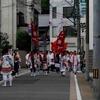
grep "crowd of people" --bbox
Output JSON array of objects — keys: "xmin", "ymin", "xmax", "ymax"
[
  {"xmin": 25, "ymin": 50, "xmax": 83, "ymax": 77},
  {"xmin": 0, "ymin": 47, "xmax": 85, "ymax": 87}
]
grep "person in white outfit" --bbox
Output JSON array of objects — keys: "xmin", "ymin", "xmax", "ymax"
[
  {"xmin": 47, "ymin": 51, "xmax": 55, "ymax": 72},
  {"xmin": 54, "ymin": 53, "xmax": 60, "ymax": 73},
  {"xmin": 77, "ymin": 52, "xmax": 81, "ymax": 72},
  {"xmin": 1, "ymin": 48, "xmax": 14, "ymax": 87},
  {"xmin": 72, "ymin": 51, "xmax": 79, "ymax": 74},
  {"xmin": 60, "ymin": 53, "xmax": 66, "ymax": 76},
  {"xmin": 25, "ymin": 52, "xmax": 30, "ymax": 68}
]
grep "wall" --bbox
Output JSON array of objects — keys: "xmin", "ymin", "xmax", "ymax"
[
  {"xmin": 19, "ymin": 50, "xmax": 27, "ymax": 68},
  {"xmin": 89, "ymin": 0, "xmax": 93, "ymax": 50},
  {"xmin": 50, "ymin": 0, "xmax": 76, "ymax": 50},
  {"xmin": 39, "ymin": 14, "xmax": 49, "ymax": 27},
  {"xmin": 1, "ymin": 0, "xmax": 16, "ymax": 48}
]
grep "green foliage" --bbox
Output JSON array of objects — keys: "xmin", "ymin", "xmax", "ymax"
[
  {"xmin": 41, "ymin": 0, "xmax": 49, "ymax": 14},
  {"xmin": 16, "ymin": 29, "xmax": 31, "ymax": 51},
  {"xmin": 0, "ymin": 32, "xmax": 11, "ymax": 50}
]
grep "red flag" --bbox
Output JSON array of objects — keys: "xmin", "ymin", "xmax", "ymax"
[
  {"xmin": 31, "ymin": 22, "xmax": 39, "ymax": 46},
  {"xmin": 51, "ymin": 31, "xmax": 67, "ymax": 54}
]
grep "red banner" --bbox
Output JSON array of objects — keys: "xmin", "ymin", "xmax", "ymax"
[
  {"xmin": 51, "ymin": 31, "xmax": 67, "ymax": 54},
  {"xmin": 31, "ymin": 22, "xmax": 39, "ymax": 46}
]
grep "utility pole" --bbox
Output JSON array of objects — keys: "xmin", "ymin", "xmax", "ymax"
[
  {"xmin": 74, "ymin": 0, "xmax": 81, "ymax": 53},
  {"xmin": 12, "ymin": 0, "xmax": 16, "ymax": 49},
  {"xmin": 84, "ymin": 0, "xmax": 90, "ymax": 81},
  {"xmin": 93, "ymin": 0, "xmax": 100, "ymax": 99},
  {"xmin": 30, "ymin": 0, "xmax": 39, "ymax": 52},
  {"xmin": 30, "ymin": 0, "xmax": 35, "ymax": 51}
]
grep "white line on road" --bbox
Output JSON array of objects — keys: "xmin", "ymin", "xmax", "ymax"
[{"xmin": 74, "ymin": 75, "xmax": 82, "ymax": 100}]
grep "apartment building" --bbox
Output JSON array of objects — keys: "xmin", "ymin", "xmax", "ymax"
[
  {"xmin": 50, "ymin": 0, "xmax": 77, "ymax": 51},
  {"xmin": 17, "ymin": 0, "xmax": 41, "ymax": 27},
  {"xmin": 38, "ymin": 0, "xmax": 50, "ymax": 51}
]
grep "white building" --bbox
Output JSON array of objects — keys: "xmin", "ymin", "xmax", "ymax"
[
  {"xmin": 38, "ymin": 0, "xmax": 49, "ymax": 51},
  {"xmin": 39, "ymin": 14, "xmax": 50, "ymax": 51},
  {"xmin": 17, "ymin": 0, "xmax": 41, "ymax": 27},
  {"xmin": 50, "ymin": 0, "xmax": 77, "ymax": 51},
  {"xmin": 0, "ymin": 0, "xmax": 41, "ymax": 49},
  {"xmin": 1, "ymin": 0, "xmax": 16, "ymax": 49}
]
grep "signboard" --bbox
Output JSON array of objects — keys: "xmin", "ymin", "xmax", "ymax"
[
  {"xmin": 89, "ymin": 0, "xmax": 93, "ymax": 50},
  {"xmin": 90, "ymin": 69, "xmax": 99, "ymax": 79},
  {"xmin": 93, "ymin": 69, "xmax": 99, "ymax": 79}
]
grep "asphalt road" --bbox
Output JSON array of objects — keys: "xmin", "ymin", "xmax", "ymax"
[{"xmin": 0, "ymin": 72, "xmax": 70, "ymax": 100}]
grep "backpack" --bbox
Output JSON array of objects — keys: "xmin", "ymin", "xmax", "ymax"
[{"xmin": 6, "ymin": 56, "xmax": 14, "ymax": 67}]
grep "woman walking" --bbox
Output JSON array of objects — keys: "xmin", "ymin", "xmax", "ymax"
[{"xmin": 1, "ymin": 48, "xmax": 14, "ymax": 87}]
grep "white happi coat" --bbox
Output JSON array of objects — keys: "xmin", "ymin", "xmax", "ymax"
[
  {"xmin": 1, "ymin": 54, "xmax": 13, "ymax": 74},
  {"xmin": 47, "ymin": 53, "xmax": 54, "ymax": 66},
  {"xmin": 73, "ymin": 55, "xmax": 79, "ymax": 66}
]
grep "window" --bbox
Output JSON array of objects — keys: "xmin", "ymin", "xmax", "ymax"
[
  {"xmin": 52, "ymin": 26, "xmax": 57, "ymax": 37},
  {"xmin": 17, "ymin": 12, "xmax": 25, "ymax": 27},
  {"xmin": 63, "ymin": 26, "xmax": 77, "ymax": 37},
  {"xmin": 63, "ymin": 7, "xmax": 73, "ymax": 18},
  {"xmin": 52, "ymin": 7, "xmax": 57, "ymax": 18},
  {"xmin": 80, "ymin": 0, "xmax": 86, "ymax": 3}
]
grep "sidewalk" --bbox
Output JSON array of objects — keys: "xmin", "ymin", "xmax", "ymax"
[
  {"xmin": 77, "ymin": 73, "xmax": 95, "ymax": 100},
  {"xmin": 15, "ymin": 68, "xmax": 30, "ymax": 77},
  {"xmin": 70, "ymin": 72, "xmax": 96, "ymax": 100}
]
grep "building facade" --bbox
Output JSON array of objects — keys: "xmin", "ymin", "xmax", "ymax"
[
  {"xmin": 50, "ymin": 0, "xmax": 77, "ymax": 51},
  {"xmin": 0, "ymin": 0, "xmax": 41, "ymax": 49},
  {"xmin": 39, "ymin": 14, "xmax": 50, "ymax": 51},
  {"xmin": 0, "ymin": 0, "xmax": 16, "ymax": 49},
  {"xmin": 17, "ymin": 0, "xmax": 41, "ymax": 27},
  {"xmin": 38, "ymin": 0, "xmax": 49, "ymax": 51}
]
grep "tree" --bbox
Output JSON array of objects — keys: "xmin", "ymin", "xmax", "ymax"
[
  {"xmin": 41, "ymin": 0, "xmax": 49, "ymax": 14},
  {"xmin": 16, "ymin": 29, "xmax": 31, "ymax": 51},
  {"xmin": 0, "ymin": 32, "xmax": 12, "ymax": 55},
  {"xmin": 0, "ymin": 32, "xmax": 11, "ymax": 49}
]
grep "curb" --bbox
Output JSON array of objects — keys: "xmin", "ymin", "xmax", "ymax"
[
  {"xmin": 70, "ymin": 72, "xmax": 82, "ymax": 100},
  {"xmin": 77, "ymin": 73, "xmax": 95, "ymax": 100},
  {"xmin": 70, "ymin": 72, "xmax": 77, "ymax": 100}
]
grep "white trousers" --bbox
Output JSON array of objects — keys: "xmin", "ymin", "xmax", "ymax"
[
  {"xmin": 2, "ymin": 73, "xmax": 12, "ymax": 81},
  {"xmin": 2, "ymin": 72, "xmax": 13, "ymax": 86}
]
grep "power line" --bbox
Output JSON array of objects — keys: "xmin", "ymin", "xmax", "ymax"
[
  {"xmin": 50, "ymin": 3, "xmax": 75, "ymax": 24},
  {"xmin": 64, "ymin": 0, "xmax": 73, "ymax": 6},
  {"xmin": 0, "ymin": 0, "xmax": 76, "ymax": 27}
]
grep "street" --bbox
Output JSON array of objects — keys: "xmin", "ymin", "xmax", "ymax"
[{"xmin": 0, "ymin": 72, "xmax": 70, "ymax": 100}]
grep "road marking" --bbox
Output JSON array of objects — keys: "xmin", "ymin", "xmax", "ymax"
[
  {"xmin": 70, "ymin": 72, "xmax": 77, "ymax": 100},
  {"xmin": 74, "ymin": 75, "xmax": 82, "ymax": 100}
]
